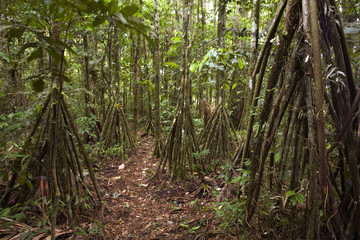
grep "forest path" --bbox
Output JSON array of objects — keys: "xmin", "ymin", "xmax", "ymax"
[{"xmin": 95, "ymin": 136, "xmax": 219, "ymax": 240}]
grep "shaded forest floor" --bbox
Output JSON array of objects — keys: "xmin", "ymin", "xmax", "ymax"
[{"xmin": 81, "ymin": 136, "xmax": 222, "ymax": 239}]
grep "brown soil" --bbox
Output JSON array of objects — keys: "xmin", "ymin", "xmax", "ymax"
[{"xmin": 85, "ymin": 136, "xmax": 222, "ymax": 240}]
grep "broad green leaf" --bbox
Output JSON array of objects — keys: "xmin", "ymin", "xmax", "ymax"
[
  {"xmin": 164, "ymin": 62, "xmax": 179, "ymax": 69},
  {"xmin": 46, "ymin": 46, "xmax": 62, "ymax": 64},
  {"xmin": 6, "ymin": 27, "xmax": 25, "ymax": 42},
  {"xmin": 191, "ymin": 226, "xmax": 201, "ymax": 231},
  {"xmin": 108, "ymin": 0, "xmax": 120, "ymax": 14},
  {"xmin": 32, "ymin": 79, "xmax": 45, "ymax": 93},
  {"xmin": 208, "ymin": 48, "xmax": 217, "ymax": 57},
  {"xmin": 18, "ymin": 175, "xmax": 26, "ymax": 186},
  {"xmin": 294, "ymin": 193, "xmax": 305, "ymax": 204},
  {"xmin": 17, "ymin": 42, "xmax": 40, "ymax": 56},
  {"xmin": 63, "ymin": 75, "xmax": 71, "ymax": 82},
  {"xmin": 2, "ymin": 172, "xmax": 8, "ymax": 182},
  {"xmin": 125, "ymin": 18, "xmax": 154, "ymax": 47},
  {"xmin": 190, "ymin": 62, "xmax": 197, "ymax": 72},
  {"xmin": 0, "ymin": 52, "xmax": 10, "ymax": 63},
  {"xmin": 41, "ymin": 35, "xmax": 75, "ymax": 55},
  {"xmin": 0, "ymin": 208, "xmax": 11, "ymax": 218},
  {"xmin": 238, "ymin": 58, "xmax": 244, "ymax": 69},
  {"xmin": 115, "ymin": 13, "xmax": 128, "ymax": 25},
  {"xmin": 97, "ymin": 0, "xmax": 108, "ymax": 13},
  {"xmin": 26, "ymin": 179, "xmax": 34, "ymax": 190},
  {"xmin": 285, "ymin": 190, "xmax": 295, "ymax": 197},
  {"xmin": 171, "ymin": 36, "xmax": 182, "ymax": 44},
  {"xmin": 27, "ymin": 48, "xmax": 42, "ymax": 62},
  {"xmin": 232, "ymin": 83, "xmax": 237, "ymax": 90},
  {"xmin": 93, "ymin": 16, "xmax": 107, "ymax": 28},
  {"xmin": 120, "ymin": 4, "xmax": 139, "ymax": 17},
  {"xmin": 290, "ymin": 198, "xmax": 297, "ymax": 206}
]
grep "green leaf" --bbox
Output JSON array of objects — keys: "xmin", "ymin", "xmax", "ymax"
[
  {"xmin": 120, "ymin": 4, "xmax": 140, "ymax": 17},
  {"xmin": 125, "ymin": 18, "xmax": 155, "ymax": 47},
  {"xmin": 96, "ymin": 0, "xmax": 107, "ymax": 13},
  {"xmin": 171, "ymin": 36, "xmax": 181, "ymax": 43},
  {"xmin": 63, "ymin": 75, "xmax": 71, "ymax": 82},
  {"xmin": 18, "ymin": 175, "xmax": 26, "ymax": 186},
  {"xmin": 230, "ymin": 175, "xmax": 241, "ymax": 184},
  {"xmin": 32, "ymin": 79, "xmax": 45, "ymax": 93},
  {"xmin": 17, "ymin": 42, "xmax": 40, "ymax": 56},
  {"xmin": 114, "ymin": 13, "xmax": 128, "ymax": 25},
  {"xmin": 108, "ymin": 0, "xmax": 120, "ymax": 14},
  {"xmin": 180, "ymin": 223, "xmax": 189, "ymax": 228},
  {"xmin": 0, "ymin": 208, "xmax": 11, "ymax": 218},
  {"xmin": 93, "ymin": 16, "xmax": 107, "ymax": 28},
  {"xmin": 46, "ymin": 46, "xmax": 62, "ymax": 64},
  {"xmin": 191, "ymin": 226, "xmax": 201, "ymax": 232},
  {"xmin": 41, "ymin": 36, "xmax": 75, "ymax": 55},
  {"xmin": 164, "ymin": 61, "xmax": 179, "ymax": 69},
  {"xmin": 294, "ymin": 193, "xmax": 305, "ymax": 204},
  {"xmin": 190, "ymin": 62, "xmax": 197, "ymax": 72},
  {"xmin": 2, "ymin": 172, "xmax": 8, "ymax": 182},
  {"xmin": 27, "ymin": 48, "xmax": 42, "ymax": 62},
  {"xmin": 75, "ymin": 227, "xmax": 88, "ymax": 236},
  {"xmin": 0, "ymin": 52, "xmax": 10, "ymax": 63},
  {"xmin": 285, "ymin": 190, "xmax": 295, "ymax": 197},
  {"xmin": 26, "ymin": 179, "xmax": 34, "ymax": 190},
  {"xmin": 238, "ymin": 58, "xmax": 244, "ymax": 69},
  {"xmin": 6, "ymin": 27, "xmax": 25, "ymax": 42}
]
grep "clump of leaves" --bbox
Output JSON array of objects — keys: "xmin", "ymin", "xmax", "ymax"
[
  {"xmin": 213, "ymin": 198, "xmax": 247, "ymax": 231},
  {"xmin": 74, "ymin": 219, "xmax": 103, "ymax": 238},
  {"xmin": 75, "ymin": 113, "xmax": 99, "ymax": 138}
]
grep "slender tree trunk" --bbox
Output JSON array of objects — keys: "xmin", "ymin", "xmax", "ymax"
[
  {"xmin": 153, "ymin": 0, "xmax": 162, "ymax": 157},
  {"xmin": 133, "ymin": 34, "xmax": 141, "ymax": 136},
  {"xmin": 49, "ymin": 20, "xmax": 62, "ymax": 240},
  {"xmin": 83, "ymin": 32, "xmax": 91, "ymax": 118},
  {"xmin": 241, "ymin": 0, "xmax": 287, "ymax": 164},
  {"xmin": 216, "ymin": 0, "xmax": 226, "ymax": 106},
  {"xmin": 114, "ymin": 24, "xmax": 120, "ymax": 96},
  {"xmin": 309, "ymin": 0, "xmax": 327, "ymax": 200},
  {"xmin": 249, "ymin": 0, "xmax": 260, "ymax": 85}
]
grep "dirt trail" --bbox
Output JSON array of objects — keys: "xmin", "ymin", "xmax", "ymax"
[{"xmin": 95, "ymin": 136, "xmax": 219, "ymax": 240}]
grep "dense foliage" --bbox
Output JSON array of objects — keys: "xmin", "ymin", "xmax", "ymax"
[{"xmin": 1, "ymin": 0, "xmax": 360, "ymax": 239}]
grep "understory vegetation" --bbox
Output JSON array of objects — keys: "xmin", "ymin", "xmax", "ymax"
[{"xmin": 1, "ymin": 0, "xmax": 360, "ymax": 239}]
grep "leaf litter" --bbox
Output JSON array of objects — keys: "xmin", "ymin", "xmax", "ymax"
[{"xmin": 78, "ymin": 136, "xmax": 222, "ymax": 240}]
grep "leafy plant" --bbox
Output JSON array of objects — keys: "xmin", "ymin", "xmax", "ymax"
[
  {"xmin": 285, "ymin": 190, "xmax": 305, "ymax": 207},
  {"xmin": 75, "ymin": 113, "xmax": 99, "ymax": 137},
  {"xmin": 213, "ymin": 197, "xmax": 247, "ymax": 230},
  {"xmin": 74, "ymin": 219, "xmax": 103, "ymax": 237}
]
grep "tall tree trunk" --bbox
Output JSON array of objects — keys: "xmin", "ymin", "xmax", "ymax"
[
  {"xmin": 133, "ymin": 34, "xmax": 141, "ymax": 136},
  {"xmin": 248, "ymin": 0, "xmax": 260, "ymax": 86},
  {"xmin": 309, "ymin": 0, "xmax": 327, "ymax": 200},
  {"xmin": 83, "ymin": 31, "xmax": 91, "ymax": 118},
  {"xmin": 216, "ymin": 0, "xmax": 226, "ymax": 106},
  {"xmin": 241, "ymin": 0, "xmax": 287, "ymax": 164},
  {"xmin": 153, "ymin": 0, "xmax": 162, "ymax": 157},
  {"xmin": 114, "ymin": 24, "xmax": 120, "ymax": 96}
]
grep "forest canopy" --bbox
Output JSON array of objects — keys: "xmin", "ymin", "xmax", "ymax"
[{"xmin": 1, "ymin": 0, "xmax": 360, "ymax": 239}]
